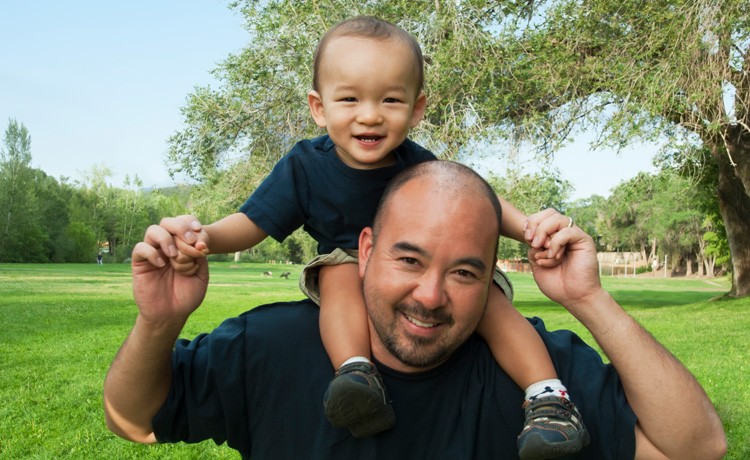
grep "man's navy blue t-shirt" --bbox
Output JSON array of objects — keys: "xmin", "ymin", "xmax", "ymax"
[
  {"xmin": 152, "ymin": 300, "xmax": 637, "ymax": 459},
  {"xmin": 239, "ymin": 135, "xmax": 436, "ymax": 254}
]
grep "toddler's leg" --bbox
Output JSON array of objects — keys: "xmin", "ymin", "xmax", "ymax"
[
  {"xmin": 477, "ymin": 284, "xmax": 557, "ymax": 389},
  {"xmin": 478, "ymin": 280, "xmax": 589, "ymax": 460},
  {"xmin": 318, "ymin": 262, "xmax": 370, "ymax": 369},
  {"xmin": 318, "ymin": 262, "xmax": 394, "ymax": 438}
]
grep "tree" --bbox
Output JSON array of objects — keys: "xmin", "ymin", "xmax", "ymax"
[
  {"xmin": 0, "ymin": 119, "xmax": 46, "ymax": 262},
  {"xmin": 481, "ymin": 0, "xmax": 750, "ymax": 295},
  {"xmin": 34, "ymin": 170, "xmax": 74, "ymax": 262},
  {"xmin": 655, "ymin": 144, "xmax": 730, "ymax": 276},
  {"xmin": 488, "ymin": 167, "xmax": 571, "ymax": 259},
  {"xmin": 166, "ymin": 1, "xmax": 543, "ymax": 199},
  {"xmin": 567, "ymin": 195, "xmax": 607, "ymax": 250},
  {"xmin": 167, "ymin": 1, "xmax": 749, "ymax": 295},
  {"xmin": 599, "ymin": 170, "xmax": 719, "ymax": 276},
  {"xmin": 597, "ymin": 172, "xmax": 658, "ymax": 258}
]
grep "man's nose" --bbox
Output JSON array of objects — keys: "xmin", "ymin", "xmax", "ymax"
[{"xmin": 411, "ymin": 269, "xmax": 447, "ymax": 309}]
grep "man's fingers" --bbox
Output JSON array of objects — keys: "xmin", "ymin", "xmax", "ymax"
[
  {"xmin": 168, "ymin": 257, "xmax": 200, "ymax": 276},
  {"xmin": 547, "ymin": 226, "xmax": 594, "ymax": 259},
  {"xmin": 132, "ymin": 241, "xmax": 166, "ymax": 268},
  {"xmin": 142, "ymin": 225, "xmax": 178, "ymax": 259},
  {"xmin": 524, "ymin": 208, "xmax": 557, "ymax": 243},
  {"xmin": 527, "ymin": 210, "xmax": 575, "ymax": 249},
  {"xmin": 545, "ymin": 228, "xmax": 573, "ymax": 259}
]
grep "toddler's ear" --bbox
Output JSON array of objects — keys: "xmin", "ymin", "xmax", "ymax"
[
  {"xmin": 308, "ymin": 90, "xmax": 327, "ymax": 128},
  {"xmin": 409, "ymin": 92, "xmax": 427, "ymax": 128}
]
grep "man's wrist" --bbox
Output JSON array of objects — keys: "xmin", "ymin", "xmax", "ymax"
[
  {"xmin": 134, "ymin": 313, "xmax": 187, "ymax": 343},
  {"xmin": 567, "ymin": 289, "xmax": 626, "ymax": 334}
]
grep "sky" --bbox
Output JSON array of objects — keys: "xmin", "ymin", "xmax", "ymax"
[{"xmin": 0, "ymin": 1, "xmax": 658, "ymax": 200}]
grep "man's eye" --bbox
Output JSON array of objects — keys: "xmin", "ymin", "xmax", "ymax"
[
  {"xmin": 400, "ymin": 257, "xmax": 419, "ymax": 266},
  {"xmin": 455, "ymin": 269, "xmax": 477, "ymax": 279}
]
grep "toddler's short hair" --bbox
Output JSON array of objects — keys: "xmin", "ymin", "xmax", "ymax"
[{"xmin": 312, "ymin": 16, "xmax": 424, "ymax": 94}]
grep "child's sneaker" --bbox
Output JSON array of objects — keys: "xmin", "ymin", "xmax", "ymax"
[
  {"xmin": 323, "ymin": 361, "xmax": 395, "ymax": 438},
  {"xmin": 517, "ymin": 396, "xmax": 590, "ymax": 460}
]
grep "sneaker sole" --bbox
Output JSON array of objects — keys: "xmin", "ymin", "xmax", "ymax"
[
  {"xmin": 518, "ymin": 431, "xmax": 590, "ymax": 460},
  {"xmin": 324, "ymin": 378, "xmax": 395, "ymax": 438}
]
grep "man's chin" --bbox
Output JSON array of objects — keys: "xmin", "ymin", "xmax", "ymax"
[{"xmin": 386, "ymin": 336, "xmax": 452, "ymax": 370}]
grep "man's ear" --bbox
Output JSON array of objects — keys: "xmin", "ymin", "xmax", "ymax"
[
  {"xmin": 358, "ymin": 227, "xmax": 374, "ymax": 278},
  {"xmin": 409, "ymin": 92, "xmax": 427, "ymax": 128},
  {"xmin": 308, "ymin": 90, "xmax": 327, "ymax": 128}
]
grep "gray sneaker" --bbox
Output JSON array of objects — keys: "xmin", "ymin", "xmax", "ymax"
[
  {"xmin": 323, "ymin": 361, "xmax": 395, "ymax": 438},
  {"xmin": 517, "ymin": 396, "xmax": 590, "ymax": 460}
]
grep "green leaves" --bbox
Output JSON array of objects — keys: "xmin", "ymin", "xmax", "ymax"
[{"xmin": 168, "ymin": 0, "xmax": 749, "ymax": 294}]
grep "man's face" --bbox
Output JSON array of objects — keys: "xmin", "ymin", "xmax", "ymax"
[{"xmin": 359, "ymin": 177, "xmax": 498, "ymax": 373}]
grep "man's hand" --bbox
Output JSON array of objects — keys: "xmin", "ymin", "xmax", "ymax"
[
  {"xmin": 132, "ymin": 218, "xmax": 209, "ymax": 324},
  {"xmin": 526, "ymin": 214, "xmax": 603, "ymax": 315},
  {"xmin": 524, "ymin": 208, "xmax": 573, "ymax": 267},
  {"xmin": 104, "ymin": 217, "xmax": 210, "ymax": 443},
  {"xmin": 156, "ymin": 215, "xmax": 211, "ymax": 276},
  {"xmin": 526, "ymin": 211, "xmax": 726, "ymax": 459}
]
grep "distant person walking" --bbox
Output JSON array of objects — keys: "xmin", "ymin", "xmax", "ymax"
[{"xmin": 97, "ymin": 252, "xmax": 103, "ymax": 265}]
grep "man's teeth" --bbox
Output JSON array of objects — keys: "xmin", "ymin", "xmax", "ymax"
[{"xmin": 406, "ymin": 315, "xmax": 437, "ymax": 328}]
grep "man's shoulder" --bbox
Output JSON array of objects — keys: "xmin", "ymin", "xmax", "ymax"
[
  {"xmin": 527, "ymin": 317, "xmax": 604, "ymax": 364},
  {"xmin": 187, "ymin": 300, "xmax": 319, "ymax": 349},
  {"xmin": 240, "ymin": 299, "xmax": 320, "ymax": 329}
]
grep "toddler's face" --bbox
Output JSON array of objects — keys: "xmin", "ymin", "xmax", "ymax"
[{"xmin": 308, "ymin": 36, "xmax": 425, "ymax": 170}]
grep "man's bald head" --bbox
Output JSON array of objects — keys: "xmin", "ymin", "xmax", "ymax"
[{"xmin": 373, "ymin": 160, "xmax": 503, "ymax": 242}]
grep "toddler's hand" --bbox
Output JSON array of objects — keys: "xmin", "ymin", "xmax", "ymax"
[
  {"xmin": 524, "ymin": 208, "xmax": 575, "ymax": 268},
  {"xmin": 159, "ymin": 215, "xmax": 210, "ymax": 276}
]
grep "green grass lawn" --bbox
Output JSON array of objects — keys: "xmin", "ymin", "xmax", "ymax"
[{"xmin": 0, "ymin": 263, "xmax": 746, "ymax": 459}]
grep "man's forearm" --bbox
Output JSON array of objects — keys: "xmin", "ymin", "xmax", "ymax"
[
  {"xmin": 574, "ymin": 290, "xmax": 726, "ymax": 459},
  {"xmin": 103, "ymin": 315, "xmax": 185, "ymax": 443}
]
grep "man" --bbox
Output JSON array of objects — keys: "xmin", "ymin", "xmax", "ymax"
[{"xmin": 104, "ymin": 161, "xmax": 726, "ymax": 459}]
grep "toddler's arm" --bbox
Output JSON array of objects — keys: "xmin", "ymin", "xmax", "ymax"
[
  {"xmin": 166, "ymin": 213, "xmax": 269, "ymax": 274},
  {"xmin": 201, "ymin": 213, "xmax": 268, "ymax": 254},
  {"xmin": 497, "ymin": 198, "xmax": 562, "ymax": 265},
  {"xmin": 496, "ymin": 196, "xmax": 528, "ymax": 242}
]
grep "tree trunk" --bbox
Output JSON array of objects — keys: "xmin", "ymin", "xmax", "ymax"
[
  {"xmin": 705, "ymin": 255, "xmax": 716, "ymax": 277},
  {"xmin": 108, "ymin": 237, "xmax": 117, "ymax": 258},
  {"xmin": 715, "ymin": 140, "xmax": 750, "ymax": 297},
  {"xmin": 696, "ymin": 238, "xmax": 706, "ymax": 277}
]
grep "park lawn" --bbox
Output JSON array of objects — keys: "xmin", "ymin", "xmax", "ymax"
[{"xmin": 0, "ymin": 263, "xmax": 746, "ymax": 459}]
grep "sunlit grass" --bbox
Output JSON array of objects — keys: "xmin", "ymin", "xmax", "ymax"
[{"xmin": 0, "ymin": 264, "xmax": 745, "ymax": 458}]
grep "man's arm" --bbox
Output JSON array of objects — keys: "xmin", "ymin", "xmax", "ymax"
[
  {"xmin": 528, "ymin": 217, "xmax": 726, "ymax": 460},
  {"xmin": 103, "ymin": 219, "xmax": 209, "ymax": 443}
]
